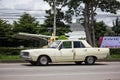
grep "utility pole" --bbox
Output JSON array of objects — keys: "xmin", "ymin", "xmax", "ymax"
[{"xmin": 53, "ymin": 0, "xmax": 57, "ymax": 39}]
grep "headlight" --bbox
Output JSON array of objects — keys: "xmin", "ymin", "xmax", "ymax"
[{"xmin": 21, "ymin": 52, "xmax": 29, "ymax": 57}]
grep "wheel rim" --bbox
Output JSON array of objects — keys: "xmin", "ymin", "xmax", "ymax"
[
  {"xmin": 87, "ymin": 56, "xmax": 94, "ymax": 64},
  {"xmin": 39, "ymin": 56, "xmax": 48, "ymax": 65}
]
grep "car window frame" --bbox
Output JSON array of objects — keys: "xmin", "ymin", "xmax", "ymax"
[
  {"xmin": 73, "ymin": 41, "xmax": 85, "ymax": 48},
  {"xmin": 59, "ymin": 41, "xmax": 72, "ymax": 49}
]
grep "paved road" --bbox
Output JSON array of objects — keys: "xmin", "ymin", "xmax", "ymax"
[{"xmin": 0, "ymin": 62, "xmax": 120, "ymax": 80}]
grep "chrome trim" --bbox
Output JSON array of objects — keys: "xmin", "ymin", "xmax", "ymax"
[{"xmin": 20, "ymin": 52, "xmax": 32, "ymax": 61}]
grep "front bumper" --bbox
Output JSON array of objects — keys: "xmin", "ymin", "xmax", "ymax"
[
  {"xmin": 21, "ymin": 56, "xmax": 33, "ymax": 61},
  {"xmin": 20, "ymin": 52, "xmax": 33, "ymax": 61}
]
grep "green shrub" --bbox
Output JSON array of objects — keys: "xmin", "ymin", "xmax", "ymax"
[
  {"xmin": 0, "ymin": 47, "xmax": 26, "ymax": 55},
  {"xmin": 0, "ymin": 55, "xmax": 20, "ymax": 60},
  {"xmin": 58, "ymin": 35, "xmax": 68, "ymax": 40},
  {"xmin": 110, "ymin": 48, "xmax": 120, "ymax": 55}
]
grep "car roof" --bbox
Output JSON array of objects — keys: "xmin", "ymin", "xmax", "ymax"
[
  {"xmin": 57, "ymin": 39, "xmax": 92, "ymax": 48},
  {"xmin": 57, "ymin": 39, "xmax": 85, "ymax": 42}
]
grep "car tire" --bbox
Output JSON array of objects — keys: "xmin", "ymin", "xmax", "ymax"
[
  {"xmin": 85, "ymin": 56, "xmax": 95, "ymax": 65},
  {"xmin": 37, "ymin": 56, "xmax": 49, "ymax": 66},
  {"xmin": 75, "ymin": 61, "xmax": 82, "ymax": 65}
]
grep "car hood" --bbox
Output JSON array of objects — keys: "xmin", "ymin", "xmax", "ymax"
[{"xmin": 21, "ymin": 48, "xmax": 56, "ymax": 53}]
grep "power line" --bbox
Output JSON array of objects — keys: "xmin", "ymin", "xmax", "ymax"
[
  {"xmin": 0, "ymin": 17, "xmax": 46, "ymax": 19},
  {"xmin": 0, "ymin": 8, "xmax": 46, "ymax": 11}
]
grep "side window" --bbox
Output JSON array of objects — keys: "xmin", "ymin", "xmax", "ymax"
[
  {"xmin": 74, "ymin": 41, "xmax": 85, "ymax": 48},
  {"xmin": 62, "ymin": 41, "xmax": 72, "ymax": 48}
]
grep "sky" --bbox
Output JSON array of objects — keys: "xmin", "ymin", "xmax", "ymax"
[
  {"xmin": 0, "ymin": 0, "xmax": 120, "ymax": 27},
  {"xmin": 0, "ymin": 0, "xmax": 50, "ymax": 23}
]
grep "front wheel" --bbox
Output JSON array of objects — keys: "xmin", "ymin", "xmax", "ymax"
[
  {"xmin": 85, "ymin": 56, "xmax": 96, "ymax": 65},
  {"xmin": 37, "ymin": 56, "xmax": 49, "ymax": 66}
]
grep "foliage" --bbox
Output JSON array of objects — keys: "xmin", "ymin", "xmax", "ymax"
[
  {"xmin": 0, "ymin": 55, "xmax": 20, "ymax": 60},
  {"xmin": 110, "ymin": 48, "xmax": 120, "ymax": 55},
  {"xmin": 13, "ymin": 13, "xmax": 40, "ymax": 34},
  {"xmin": 1, "ymin": 0, "xmax": 120, "ymax": 48},
  {"xmin": 94, "ymin": 21, "xmax": 109, "ymax": 40},
  {"xmin": 58, "ymin": 35, "xmax": 68, "ymax": 40},
  {"xmin": 94, "ymin": 21, "xmax": 113, "ymax": 46},
  {"xmin": 79, "ymin": 38, "xmax": 86, "ymax": 40},
  {"xmin": 12, "ymin": 13, "xmax": 45, "ymax": 47},
  {"xmin": 0, "ymin": 19, "xmax": 13, "ymax": 47},
  {"xmin": 112, "ymin": 17, "xmax": 120, "ymax": 36},
  {"xmin": 0, "ymin": 14, "xmax": 43, "ymax": 47},
  {"xmin": 0, "ymin": 47, "xmax": 25, "ymax": 55},
  {"xmin": 58, "ymin": 0, "xmax": 120, "ymax": 46},
  {"xmin": 99, "ymin": 0, "xmax": 120, "ymax": 14},
  {"xmin": 43, "ymin": 0, "xmax": 71, "ymax": 36},
  {"xmin": 0, "ymin": 19, "xmax": 12, "ymax": 36}
]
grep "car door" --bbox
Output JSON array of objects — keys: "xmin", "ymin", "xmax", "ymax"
[
  {"xmin": 73, "ymin": 41, "xmax": 87, "ymax": 61},
  {"xmin": 55, "ymin": 41, "xmax": 74, "ymax": 62}
]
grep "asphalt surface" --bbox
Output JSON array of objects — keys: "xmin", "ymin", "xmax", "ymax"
[{"xmin": 0, "ymin": 62, "xmax": 120, "ymax": 80}]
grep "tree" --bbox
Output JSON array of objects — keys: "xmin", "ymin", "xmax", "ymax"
[
  {"xmin": 12, "ymin": 13, "xmax": 44, "ymax": 47},
  {"xmin": 13, "ymin": 13, "xmax": 40, "ymax": 34},
  {"xmin": 59, "ymin": 0, "xmax": 120, "ymax": 46},
  {"xmin": 90, "ymin": 0, "xmax": 120, "ymax": 46},
  {"xmin": 43, "ymin": 0, "xmax": 71, "ymax": 36},
  {"xmin": 112, "ymin": 17, "xmax": 120, "ymax": 36},
  {"xmin": 94, "ymin": 21, "xmax": 112, "ymax": 45},
  {"xmin": 0, "ymin": 19, "xmax": 13, "ymax": 47}
]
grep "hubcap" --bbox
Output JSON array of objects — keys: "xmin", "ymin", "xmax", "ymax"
[
  {"xmin": 87, "ymin": 57, "xmax": 94, "ymax": 64},
  {"xmin": 40, "ymin": 56, "xmax": 48, "ymax": 65}
]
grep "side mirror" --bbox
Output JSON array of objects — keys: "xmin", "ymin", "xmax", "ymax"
[{"xmin": 58, "ymin": 45, "xmax": 62, "ymax": 50}]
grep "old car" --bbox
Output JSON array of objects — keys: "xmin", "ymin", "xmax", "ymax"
[{"xmin": 20, "ymin": 40, "xmax": 109, "ymax": 65}]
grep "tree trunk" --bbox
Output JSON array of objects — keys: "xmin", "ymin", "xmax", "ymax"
[
  {"xmin": 91, "ymin": 5, "xmax": 96, "ymax": 47},
  {"xmin": 84, "ymin": 2, "xmax": 92, "ymax": 46}
]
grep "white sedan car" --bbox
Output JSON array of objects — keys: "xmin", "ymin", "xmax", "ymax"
[{"xmin": 20, "ymin": 40, "xmax": 109, "ymax": 65}]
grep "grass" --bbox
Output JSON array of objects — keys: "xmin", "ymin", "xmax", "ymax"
[
  {"xmin": 109, "ymin": 54, "xmax": 120, "ymax": 58},
  {"xmin": 0, "ymin": 55, "xmax": 21, "ymax": 60},
  {"xmin": 105, "ymin": 54, "xmax": 120, "ymax": 60}
]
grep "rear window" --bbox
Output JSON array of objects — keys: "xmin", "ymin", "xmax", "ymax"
[{"xmin": 73, "ymin": 41, "xmax": 85, "ymax": 48}]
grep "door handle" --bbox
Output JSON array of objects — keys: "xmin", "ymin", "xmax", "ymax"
[{"xmin": 72, "ymin": 50, "xmax": 76, "ymax": 53}]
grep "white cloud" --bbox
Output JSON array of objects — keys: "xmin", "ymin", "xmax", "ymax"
[
  {"xmin": 0, "ymin": 0, "xmax": 120, "ymax": 26},
  {"xmin": 33, "ymin": 0, "xmax": 50, "ymax": 10},
  {"xmin": 14, "ymin": 0, "xmax": 34, "ymax": 10},
  {"xmin": 0, "ymin": 0, "xmax": 49, "ymax": 10},
  {"xmin": 0, "ymin": 0, "xmax": 50, "ymax": 24},
  {"xmin": 95, "ymin": 8, "xmax": 120, "ymax": 27}
]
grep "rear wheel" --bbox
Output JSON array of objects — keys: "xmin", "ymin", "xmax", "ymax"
[
  {"xmin": 85, "ymin": 56, "xmax": 96, "ymax": 65},
  {"xmin": 37, "ymin": 56, "xmax": 49, "ymax": 66}
]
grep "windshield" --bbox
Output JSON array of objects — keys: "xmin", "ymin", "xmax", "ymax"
[{"xmin": 49, "ymin": 41, "xmax": 61, "ymax": 48}]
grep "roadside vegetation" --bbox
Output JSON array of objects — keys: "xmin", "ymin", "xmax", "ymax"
[
  {"xmin": 0, "ymin": 0, "xmax": 120, "ymax": 60},
  {"xmin": 0, "ymin": 55, "xmax": 20, "ymax": 60},
  {"xmin": 108, "ymin": 54, "xmax": 120, "ymax": 60},
  {"xmin": 0, "ymin": 15, "xmax": 120, "ymax": 60}
]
